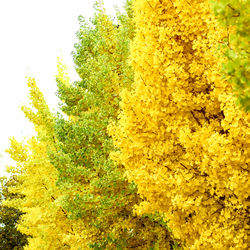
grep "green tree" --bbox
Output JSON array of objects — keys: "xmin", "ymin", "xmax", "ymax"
[
  {"xmin": 0, "ymin": 176, "xmax": 28, "ymax": 250},
  {"xmin": 49, "ymin": 1, "xmax": 174, "ymax": 248}
]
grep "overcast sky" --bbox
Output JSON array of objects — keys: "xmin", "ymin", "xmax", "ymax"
[{"xmin": 0, "ymin": 0, "xmax": 125, "ymax": 177}]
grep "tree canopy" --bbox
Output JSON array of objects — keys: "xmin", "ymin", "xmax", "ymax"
[{"xmin": 2, "ymin": 0, "xmax": 249, "ymax": 249}]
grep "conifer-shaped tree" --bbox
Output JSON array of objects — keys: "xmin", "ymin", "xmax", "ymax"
[
  {"xmin": 50, "ymin": 2, "xmax": 174, "ymax": 248},
  {"xmin": 4, "ymin": 78, "xmax": 78, "ymax": 249}
]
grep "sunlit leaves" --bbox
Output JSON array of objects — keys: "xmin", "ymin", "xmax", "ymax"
[{"xmin": 109, "ymin": 0, "xmax": 250, "ymax": 249}]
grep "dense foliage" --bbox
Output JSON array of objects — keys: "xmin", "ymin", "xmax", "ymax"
[
  {"xmin": 50, "ymin": 3, "xmax": 173, "ymax": 248},
  {"xmin": 4, "ymin": 79, "xmax": 77, "ymax": 249},
  {"xmin": 3, "ymin": 1, "xmax": 175, "ymax": 249},
  {"xmin": 109, "ymin": 0, "xmax": 249, "ymax": 249},
  {"xmin": 2, "ymin": 0, "xmax": 249, "ymax": 249}
]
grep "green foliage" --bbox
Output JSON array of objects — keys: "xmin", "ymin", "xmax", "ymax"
[
  {"xmin": 49, "ymin": 2, "xmax": 174, "ymax": 248},
  {"xmin": 53, "ymin": 1, "xmax": 135, "ymax": 220},
  {"xmin": 211, "ymin": 0, "xmax": 250, "ymax": 111},
  {"xmin": 0, "ymin": 176, "xmax": 28, "ymax": 250}
]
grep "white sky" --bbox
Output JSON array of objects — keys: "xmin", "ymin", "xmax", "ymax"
[{"xmin": 0, "ymin": 0, "xmax": 125, "ymax": 177}]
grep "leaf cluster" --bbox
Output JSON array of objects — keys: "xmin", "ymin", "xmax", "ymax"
[{"xmin": 211, "ymin": 0, "xmax": 250, "ymax": 111}]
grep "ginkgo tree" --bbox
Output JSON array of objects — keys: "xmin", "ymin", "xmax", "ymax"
[
  {"xmin": 50, "ymin": 2, "xmax": 175, "ymax": 248},
  {"xmin": 4, "ymin": 0, "xmax": 249, "ymax": 249},
  {"xmin": 109, "ymin": 0, "xmax": 250, "ymax": 249},
  {"xmin": 4, "ymin": 78, "xmax": 79, "ymax": 249}
]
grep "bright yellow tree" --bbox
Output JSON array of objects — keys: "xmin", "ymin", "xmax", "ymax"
[
  {"xmin": 109, "ymin": 0, "xmax": 250, "ymax": 249},
  {"xmin": 4, "ymin": 78, "xmax": 82, "ymax": 249}
]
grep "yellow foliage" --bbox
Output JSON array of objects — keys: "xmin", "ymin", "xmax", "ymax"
[
  {"xmin": 109, "ymin": 0, "xmax": 250, "ymax": 249},
  {"xmin": 4, "ymin": 138, "xmax": 77, "ymax": 249},
  {"xmin": 4, "ymin": 79, "xmax": 92, "ymax": 249},
  {"xmin": 21, "ymin": 77, "xmax": 55, "ymax": 141},
  {"xmin": 56, "ymin": 57, "xmax": 71, "ymax": 87}
]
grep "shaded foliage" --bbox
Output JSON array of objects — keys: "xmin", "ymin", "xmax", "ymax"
[{"xmin": 0, "ymin": 176, "xmax": 28, "ymax": 250}]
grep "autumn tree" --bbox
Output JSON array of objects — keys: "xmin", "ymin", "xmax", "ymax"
[
  {"xmin": 109, "ymin": 0, "xmax": 250, "ymax": 249},
  {"xmin": 49, "ymin": 1, "xmax": 175, "ymax": 248},
  {"xmin": 0, "ymin": 176, "xmax": 28, "ymax": 250},
  {"xmin": 4, "ymin": 78, "xmax": 79, "ymax": 249}
]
